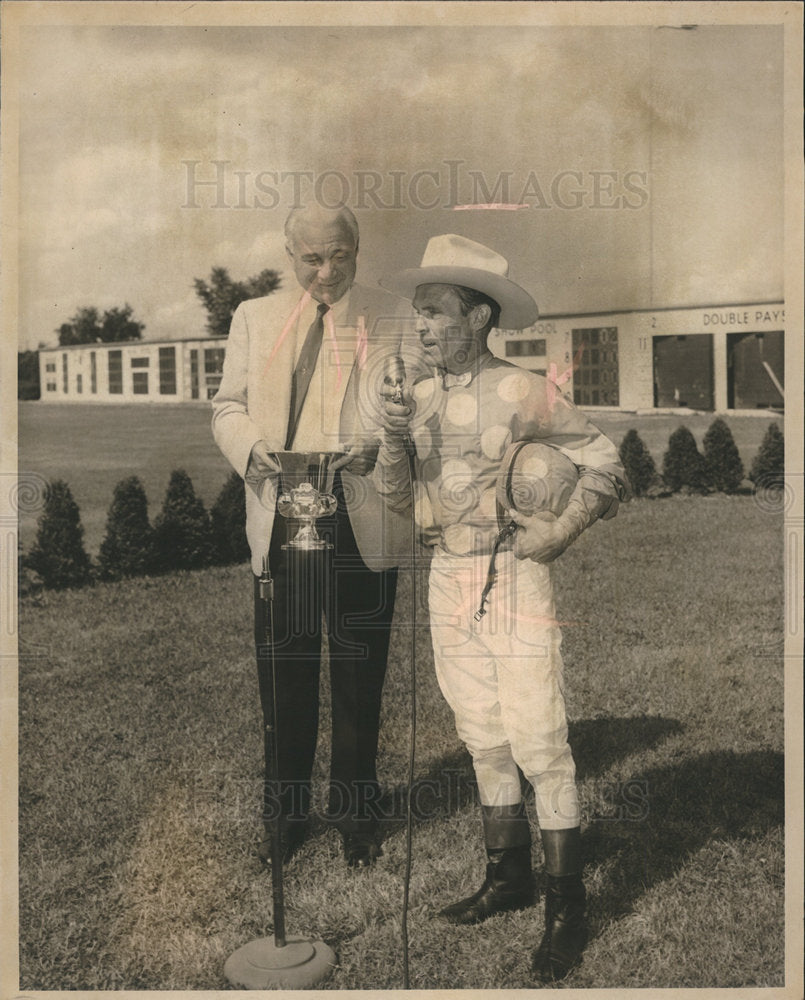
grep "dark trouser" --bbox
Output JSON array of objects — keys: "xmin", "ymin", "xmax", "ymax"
[{"xmin": 253, "ymin": 471, "xmax": 397, "ymax": 835}]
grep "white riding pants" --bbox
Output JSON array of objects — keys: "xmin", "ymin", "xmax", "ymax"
[{"xmin": 428, "ymin": 548, "xmax": 580, "ymax": 830}]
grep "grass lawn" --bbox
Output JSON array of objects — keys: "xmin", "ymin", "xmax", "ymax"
[
  {"xmin": 17, "ymin": 401, "xmax": 232, "ymax": 555},
  {"xmin": 17, "ymin": 401, "xmax": 782, "ymax": 556},
  {"xmin": 17, "ymin": 492, "xmax": 786, "ymax": 990}
]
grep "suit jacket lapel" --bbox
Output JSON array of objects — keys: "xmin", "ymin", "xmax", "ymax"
[{"xmin": 252, "ymin": 286, "xmax": 304, "ymax": 450}]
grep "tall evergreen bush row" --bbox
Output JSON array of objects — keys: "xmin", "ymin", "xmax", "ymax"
[
  {"xmin": 98, "ymin": 476, "xmax": 154, "ymax": 580},
  {"xmin": 210, "ymin": 471, "xmax": 250, "ymax": 565},
  {"xmin": 151, "ymin": 470, "xmax": 215, "ymax": 572},
  {"xmin": 21, "ymin": 470, "xmax": 249, "ymax": 590},
  {"xmin": 618, "ymin": 429, "xmax": 657, "ymax": 497},
  {"xmin": 703, "ymin": 418, "xmax": 744, "ymax": 493},
  {"xmin": 661, "ymin": 426, "xmax": 710, "ymax": 493},
  {"xmin": 25, "ymin": 479, "xmax": 92, "ymax": 589},
  {"xmin": 749, "ymin": 423, "xmax": 784, "ymax": 488}
]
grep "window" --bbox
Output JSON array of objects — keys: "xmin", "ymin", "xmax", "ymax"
[
  {"xmin": 204, "ymin": 347, "xmax": 225, "ymax": 399},
  {"xmin": 46, "ymin": 381, "xmax": 57, "ymax": 392},
  {"xmin": 190, "ymin": 350, "xmax": 199, "ymax": 400},
  {"xmin": 131, "ymin": 357, "xmax": 150, "ymax": 368},
  {"xmin": 108, "ymin": 350, "xmax": 123, "ymax": 394},
  {"xmin": 159, "ymin": 346, "xmax": 177, "ymax": 395},
  {"xmin": 653, "ymin": 334, "xmax": 714, "ymax": 410},
  {"xmin": 727, "ymin": 331, "xmax": 784, "ymax": 409},
  {"xmin": 132, "ymin": 372, "xmax": 149, "ymax": 394},
  {"xmin": 571, "ymin": 327, "xmax": 620, "ymax": 406},
  {"xmin": 90, "ymin": 352, "xmax": 97, "ymax": 393},
  {"xmin": 62, "ymin": 353, "xmax": 68, "ymax": 393},
  {"xmin": 45, "ymin": 362, "xmax": 56, "ymax": 373},
  {"xmin": 76, "ymin": 374, "xmax": 83, "ymax": 394},
  {"xmin": 505, "ymin": 339, "xmax": 546, "ymax": 358},
  {"xmin": 204, "ymin": 347, "xmax": 225, "ymax": 373}
]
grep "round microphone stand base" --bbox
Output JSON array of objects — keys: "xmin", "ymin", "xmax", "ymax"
[{"xmin": 224, "ymin": 934, "xmax": 337, "ymax": 989}]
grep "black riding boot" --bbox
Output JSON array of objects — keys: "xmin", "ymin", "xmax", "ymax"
[
  {"xmin": 439, "ymin": 803, "xmax": 537, "ymax": 925},
  {"xmin": 531, "ymin": 827, "xmax": 588, "ymax": 982}
]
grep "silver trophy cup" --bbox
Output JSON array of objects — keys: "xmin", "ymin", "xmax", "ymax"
[{"xmin": 274, "ymin": 451, "xmax": 344, "ymax": 550}]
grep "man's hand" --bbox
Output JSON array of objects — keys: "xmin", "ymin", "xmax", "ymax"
[
  {"xmin": 245, "ymin": 440, "xmax": 281, "ymax": 486},
  {"xmin": 331, "ymin": 441, "xmax": 377, "ymax": 476},
  {"xmin": 507, "ymin": 508, "xmax": 573, "ymax": 564},
  {"xmin": 379, "ymin": 381, "xmax": 415, "ymax": 441}
]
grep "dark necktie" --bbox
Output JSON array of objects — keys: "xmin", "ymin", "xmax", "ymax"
[{"xmin": 284, "ymin": 302, "xmax": 330, "ymax": 451}]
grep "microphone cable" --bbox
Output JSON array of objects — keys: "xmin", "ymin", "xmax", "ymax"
[
  {"xmin": 400, "ymin": 433, "xmax": 417, "ymax": 990},
  {"xmin": 381, "ymin": 355, "xmax": 418, "ymax": 988}
]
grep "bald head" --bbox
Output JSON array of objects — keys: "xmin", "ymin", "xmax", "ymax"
[{"xmin": 284, "ymin": 204, "xmax": 360, "ymax": 305}]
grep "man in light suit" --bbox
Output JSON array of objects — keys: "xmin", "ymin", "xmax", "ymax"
[{"xmin": 212, "ymin": 204, "xmax": 408, "ymax": 868}]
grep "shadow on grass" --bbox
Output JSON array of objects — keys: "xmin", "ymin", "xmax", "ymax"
[
  {"xmin": 582, "ymin": 748, "xmax": 784, "ymax": 925},
  {"xmin": 376, "ymin": 715, "xmax": 684, "ymax": 842},
  {"xmin": 570, "ymin": 715, "xmax": 684, "ymax": 782},
  {"xmin": 375, "ymin": 748, "xmax": 477, "ymax": 840}
]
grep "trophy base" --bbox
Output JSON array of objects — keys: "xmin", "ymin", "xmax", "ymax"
[
  {"xmin": 281, "ymin": 522, "xmax": 333, "ymax": 550},
  {"xmin": 282, "ymin": 538, "xmax": 333, "ymax": 551}
]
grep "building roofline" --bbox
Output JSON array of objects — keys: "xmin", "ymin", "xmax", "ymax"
[
  {"xmin": 38, "ymin": 298, "xmax": 786, "ymax": 350},
  {"xmin": 532, "ymin": 299, "xmax": 784, "ymax": 323},
  {"xmin": 39, "ymin": 335, "xmax": 228, "ymax": 353}
]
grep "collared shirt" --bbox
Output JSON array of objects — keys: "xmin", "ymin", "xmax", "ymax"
[
  {"xmin": 376, "ymin": 351, "xmax": 626, "ymax": 556},
  {"xmin": 291, "ymin": 290, "xmax": 355, "ymax": 453}
]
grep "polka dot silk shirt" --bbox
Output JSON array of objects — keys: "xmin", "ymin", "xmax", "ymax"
[{"xmin": 375, "ymin": 351, "xmax": 627, "ymax": 556}]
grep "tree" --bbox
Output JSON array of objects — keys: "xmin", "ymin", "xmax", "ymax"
[
  {"xmin": 98, "ymin": 477, "xmax": 154, "ymax": 580},
  {"xmin": 210, "ymin": 471, "xmax": 250, "ymax": 564},
  {"xmin": 25, "ymin": 480, "xmax": 92, "ymax": 589},
  {"xmin": 151, "ymin": 470, "xmax": 214, "ymax": 572},
  {"xmin": 194, "ymin": 266, "xmax": 282, "ymax": 338},
  {"xmin": 703, "ymin": 418, "xmax": 744, "ymax": 493},
  {"xmin": 618, "ymin": 429, "xmax": 657, "ymax": 497},
  {"xmin": 18, "ymin": 350, "xmax": 40, "ymax": 400},
  {"xmin": 749, "ymin": 423, "xmax": 784, "ymax": 489},
  {"xmin": 57, "ymin": 304, "xmax": 145, "ymax": 346},
  {"xmin": 661, "ymin": 426, "xmax": 710, "ymax": 493},
  {"xmin": 58, "ymin": 307, "xmax": 101, "ymax": 346},
  {"xmin": 100, "ymin": 305, "xmax": 146, "ymax": 343}
]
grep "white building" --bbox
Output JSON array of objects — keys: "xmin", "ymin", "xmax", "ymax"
[
  {"xmin": 39, "ymin": 298, "xmax": 785, "ymax": 414},
  {"xmin": 492, "ymin": 300, "xmax": 785, "ymax": 414},
  {"xmin": 38, "ymin": 336, "xmax": 227, "ymax": 404}
]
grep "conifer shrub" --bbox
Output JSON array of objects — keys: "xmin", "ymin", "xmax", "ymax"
[
  {"xmin": 703, "ymin": 418, "xmax": 745, "ymax": 493},
  {"xmin": 661, "ymin": 426, "xmax": 710, "ymax": 493},
  {"xmin": 749, "ymin": 422, "xmax": 784, "ymax": 489},
  {"xmin": 18, "ymin": 541, "xmax": 43, "ymax": 598},
  {"xmin": 618, "ymin": 429, "xmax": 658, "ymax": 497},
  {"xmin": 25, "ymin": 479, "xmax": 92, "ymax": 589},
  {"xmin": 98, "ymin": 476, "xmax": 154, "ymax": 580},
  {"xmin": 210, "ymin": 471, "xmax": 250, "ymax": 565},
  {"xmin": 151, "ymin": 470, "xmax": 214, "ymax": 572}
]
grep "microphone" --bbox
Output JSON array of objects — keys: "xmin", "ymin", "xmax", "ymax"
[
  {"xmin": 382, "ymin": 355, "xmax": 416, "ymax": 459},
  {"xmin": 383, "ymin": 355, "xmax": 406, "ymax": 404}
]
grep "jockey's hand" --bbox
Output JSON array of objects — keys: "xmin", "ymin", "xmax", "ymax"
[
  {"xmin": 507, "ymin": 508, "xmax": 574, "ymax": 564},
  {"xmin": 379, "ymin": 381, "xmax": 415, "ymax": 442}
]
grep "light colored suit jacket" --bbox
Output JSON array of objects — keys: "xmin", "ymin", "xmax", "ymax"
[{"xmin": 212, "ymin": 281, "xmax": 412, "ymax": 574}]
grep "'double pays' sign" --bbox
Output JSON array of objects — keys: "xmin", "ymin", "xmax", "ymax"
[{"xmin": 702, "ymin": 308, "xmax": 785, "ymax": 327}]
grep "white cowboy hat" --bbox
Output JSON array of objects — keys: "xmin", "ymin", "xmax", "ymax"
[{"xmin": 380, "ymin": 233, "xmax": 538, "ymax": 330}]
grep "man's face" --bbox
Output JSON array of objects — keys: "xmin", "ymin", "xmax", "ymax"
[
  {"xmin": 286, "ymin": 217, "xmax": 358, "ymax": 305},
  {"xmin": 412, "ymin": 283, "xmax": 480, "ymax": 373}
]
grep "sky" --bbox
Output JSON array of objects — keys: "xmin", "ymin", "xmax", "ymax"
[{"xmin": 14, "ymin": 19, "xmax": 784, "ymax": 350}]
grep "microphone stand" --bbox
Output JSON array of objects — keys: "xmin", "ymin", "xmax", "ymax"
[{"xmin": 224, "ymin": 555, "xmax": 336, "ymax": 989}]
